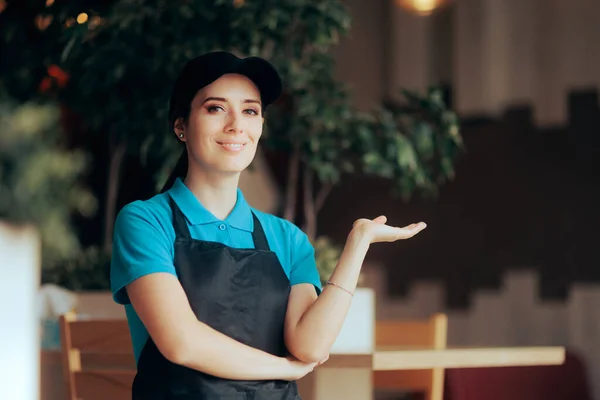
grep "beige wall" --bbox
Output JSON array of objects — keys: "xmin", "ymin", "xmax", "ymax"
[
  {"xmin": 238, "ymin": 148, "xmax": 281, "ymax": 213},
  {"xmin": 331, "ymin": 0, "xmax": 387, "ymax": 111},
  {"xmin": 333, "ymin": 0, "xmax": 600, "ymax": 127},
  {"xmin": 455, "ymin": 0, "xmax": 600, "ymax": 125}
]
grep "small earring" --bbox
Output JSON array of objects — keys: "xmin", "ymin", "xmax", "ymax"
[{"xmin": 178, "ymin": 133, "xmax": 184, "ymax": 138}]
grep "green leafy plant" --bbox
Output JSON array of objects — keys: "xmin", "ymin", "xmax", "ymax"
[
  {"xmin": 1, "ymin": 0, "xmax": 463, "ymax": 288},
  {"xmin": 0, "ymin": 88, "xmax": 96, "ymax": 270},
  {"xmin": 41, "ymin": 245, "xmax": 111, "ymax": 290},
  {"xmin": 266, "ymin": 83, "xmax": 462, "ymax": 241},
  {"xmin": 0, "ymin": 0, "xmax": 352, "ymax": 254},
  {"xmin": 312, "ymin": 236, "xmax": 342, "ymax": 285}
]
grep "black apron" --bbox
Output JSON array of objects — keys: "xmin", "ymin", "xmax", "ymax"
[{"xmin": 132, "ymin": 197, "xmax": 300, "ymax": 399}]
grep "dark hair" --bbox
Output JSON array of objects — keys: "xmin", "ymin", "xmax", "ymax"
[
  {"xmin": 160, "ymin": 149, "xmax": 188, "ymax": 194},
  {"xmin": 159, "ymin": 103, "xmax": 189, "ymax": 193}
]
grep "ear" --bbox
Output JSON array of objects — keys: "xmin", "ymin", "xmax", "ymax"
[{"xmin": 173, "ymin": 117, "xmax": 186, "ymax": 142}]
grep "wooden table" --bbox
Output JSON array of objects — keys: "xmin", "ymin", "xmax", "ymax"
[
  {"xmin": 42, "ymin": 346, "xmax": 565, "ymax": 400},
  {"xmin": 298, "ymin": 346, "xmax": 566, "ymax": 400}
]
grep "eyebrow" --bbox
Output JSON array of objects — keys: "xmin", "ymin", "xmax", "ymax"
[{"xmin": 202, "ymin": 96, "xmax": 262, "ymax": 106}]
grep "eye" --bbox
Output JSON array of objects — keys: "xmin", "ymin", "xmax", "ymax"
[
  {"xmin": 206, "ymin": 105, "xmax": 225, "ymax": 113},
  {"xmin": 244, "ymin": 109, "xmax": 259, "ymax": 116}
]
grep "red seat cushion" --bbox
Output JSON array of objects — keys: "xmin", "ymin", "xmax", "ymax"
[{"xmin": 444, "ymin": 350, "xmax": 591, "ymax": 400}]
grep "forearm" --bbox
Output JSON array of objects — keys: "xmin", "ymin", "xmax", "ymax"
[
  {"xmin": 173, "ymin": 321, "xmax": 291, "ymax": 380},
  {"xmin": 291, "ymin": 231, "xmax": 370, "ymax": 361}
]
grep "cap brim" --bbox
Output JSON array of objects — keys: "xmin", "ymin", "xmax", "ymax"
[{"xmin": 231, "ymin": 57, "xmax": 283, "ymax": 107}]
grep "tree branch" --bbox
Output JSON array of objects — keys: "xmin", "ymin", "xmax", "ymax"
[
  {"xmin": 103, "ymin": 139, "xmax": 127, "ymax": 254},
  {"xmin": 302, "ymin": 167, "xmax": 317, "ymax": 242},
  {"xmin": 314, "ymin": 181, "xmax": 333, "ymax": 215}
]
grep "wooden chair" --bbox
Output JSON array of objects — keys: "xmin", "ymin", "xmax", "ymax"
[
  {"xmin": 374, "ymin": 313, "xmax": 448, "ymax": 400},
  {"xmin": 59, "ymin": 311, "xmax": 136, "ymax": 400}
]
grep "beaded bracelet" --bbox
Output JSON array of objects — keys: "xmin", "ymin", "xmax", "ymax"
[{"xmin": 325, "ymin": 280, "xmax": 354, "ymax": 297}]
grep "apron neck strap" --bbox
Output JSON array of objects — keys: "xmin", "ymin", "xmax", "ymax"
[
  {"xmin": 169, "ymin": 196, "xmax": 192, "ymax": 240},
  {"xmin": 251, "ymin": 212, "xmax": 271, "ymax": 251}
]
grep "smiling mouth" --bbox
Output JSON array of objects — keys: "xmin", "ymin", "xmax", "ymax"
[{"xmin": 216, "ymin": 142, "xmax": 247, "ymax": 151}]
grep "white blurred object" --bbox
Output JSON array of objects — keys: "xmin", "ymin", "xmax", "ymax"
[
  {"xmin": 37, "ymin": 284, "xmax": 78, "ymax": 319},
  {"xmin": 37, "ymin": 284, "xmax": 78, "ymax": 350},
  {"xmin": 330, "ymin": 287, "xmax": 375, "ymax": 354},
  {"xmin": 0, "ymin": 222, "xmax": 41, "ymax": 400}
]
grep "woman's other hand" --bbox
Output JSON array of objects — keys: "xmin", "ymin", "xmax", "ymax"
[
  {"xmin": 351, "ymin": 215, "xmax": 426, "ymax": 244},
  {"xmin": 282, "ymin": 355, "xmax": 327, "ymax": 380},
  {"xmin": 317, "ymin": 354, "xmax": 329, "ymax": 366}
]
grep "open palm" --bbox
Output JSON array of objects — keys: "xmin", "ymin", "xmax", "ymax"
[{"xmin": 353, "ymin": 216, "xmax": 427, "ymax": 244}]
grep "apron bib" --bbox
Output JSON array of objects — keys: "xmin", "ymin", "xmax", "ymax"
[{"xmin": 132, "ymin": 197, "xmax": 300, "ymax": 399}]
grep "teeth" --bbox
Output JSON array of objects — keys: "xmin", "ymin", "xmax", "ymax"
[{"xmin": 221, "ymin": 143, "xmax": 244, "ymax": 149}]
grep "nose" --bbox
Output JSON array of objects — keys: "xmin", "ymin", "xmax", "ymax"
[{"xmin": 225, "ymin": 110, "xmax": 243, "ymax": 134}]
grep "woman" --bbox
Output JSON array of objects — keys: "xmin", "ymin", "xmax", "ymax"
[{"xmin": 110, "ymin": 51, "xmax": 427, "ymax": 399}]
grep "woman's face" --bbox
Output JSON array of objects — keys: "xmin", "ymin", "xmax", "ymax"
[{"xmin": 176, "ymin": 73, "xmax": 264, "ymax": 176}]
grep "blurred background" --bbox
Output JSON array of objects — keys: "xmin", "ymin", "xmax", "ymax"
[{"xmin": 1, "ymin": 0, "xmax": 599, "ymax": 399}]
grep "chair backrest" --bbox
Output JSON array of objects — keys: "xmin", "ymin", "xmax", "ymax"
[
  {"xmin": 443, "ymin": 350, "xmax": 592, "ymax": 400},
  {"xmin": 374, "ymin": 313, "xmax": 448, "ymax": 400},
  {"xmin": 59, "ymin": 311, "xmax": 136, "ymax": 400}
]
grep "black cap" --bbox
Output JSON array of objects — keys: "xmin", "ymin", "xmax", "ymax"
[{"xmin": 168, "ymin": 51, "xmax": 283, "ymax": 127}]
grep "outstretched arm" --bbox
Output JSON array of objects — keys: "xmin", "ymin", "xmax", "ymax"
[{"xmin": 284, "ymin": 216, "xmax": 427, "ymax": 362}]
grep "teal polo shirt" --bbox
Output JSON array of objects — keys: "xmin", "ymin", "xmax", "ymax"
[{"xmin": 110, "ymin": 178, "xmax": 321, "ymax": 363}]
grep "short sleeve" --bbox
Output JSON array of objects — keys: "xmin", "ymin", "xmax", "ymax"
[
  {"xmin": 288, "ymin": 225, "xmax": 322, "ymax": 294},
  {"xmin": 110, "ymin": 201, "xmax": 176, "ymax": 305}
]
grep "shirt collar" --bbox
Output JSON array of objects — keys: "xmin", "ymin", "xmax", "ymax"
[{"xmin": 168, "ymin": 178, "xmax": 254, "ymax": 232}]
